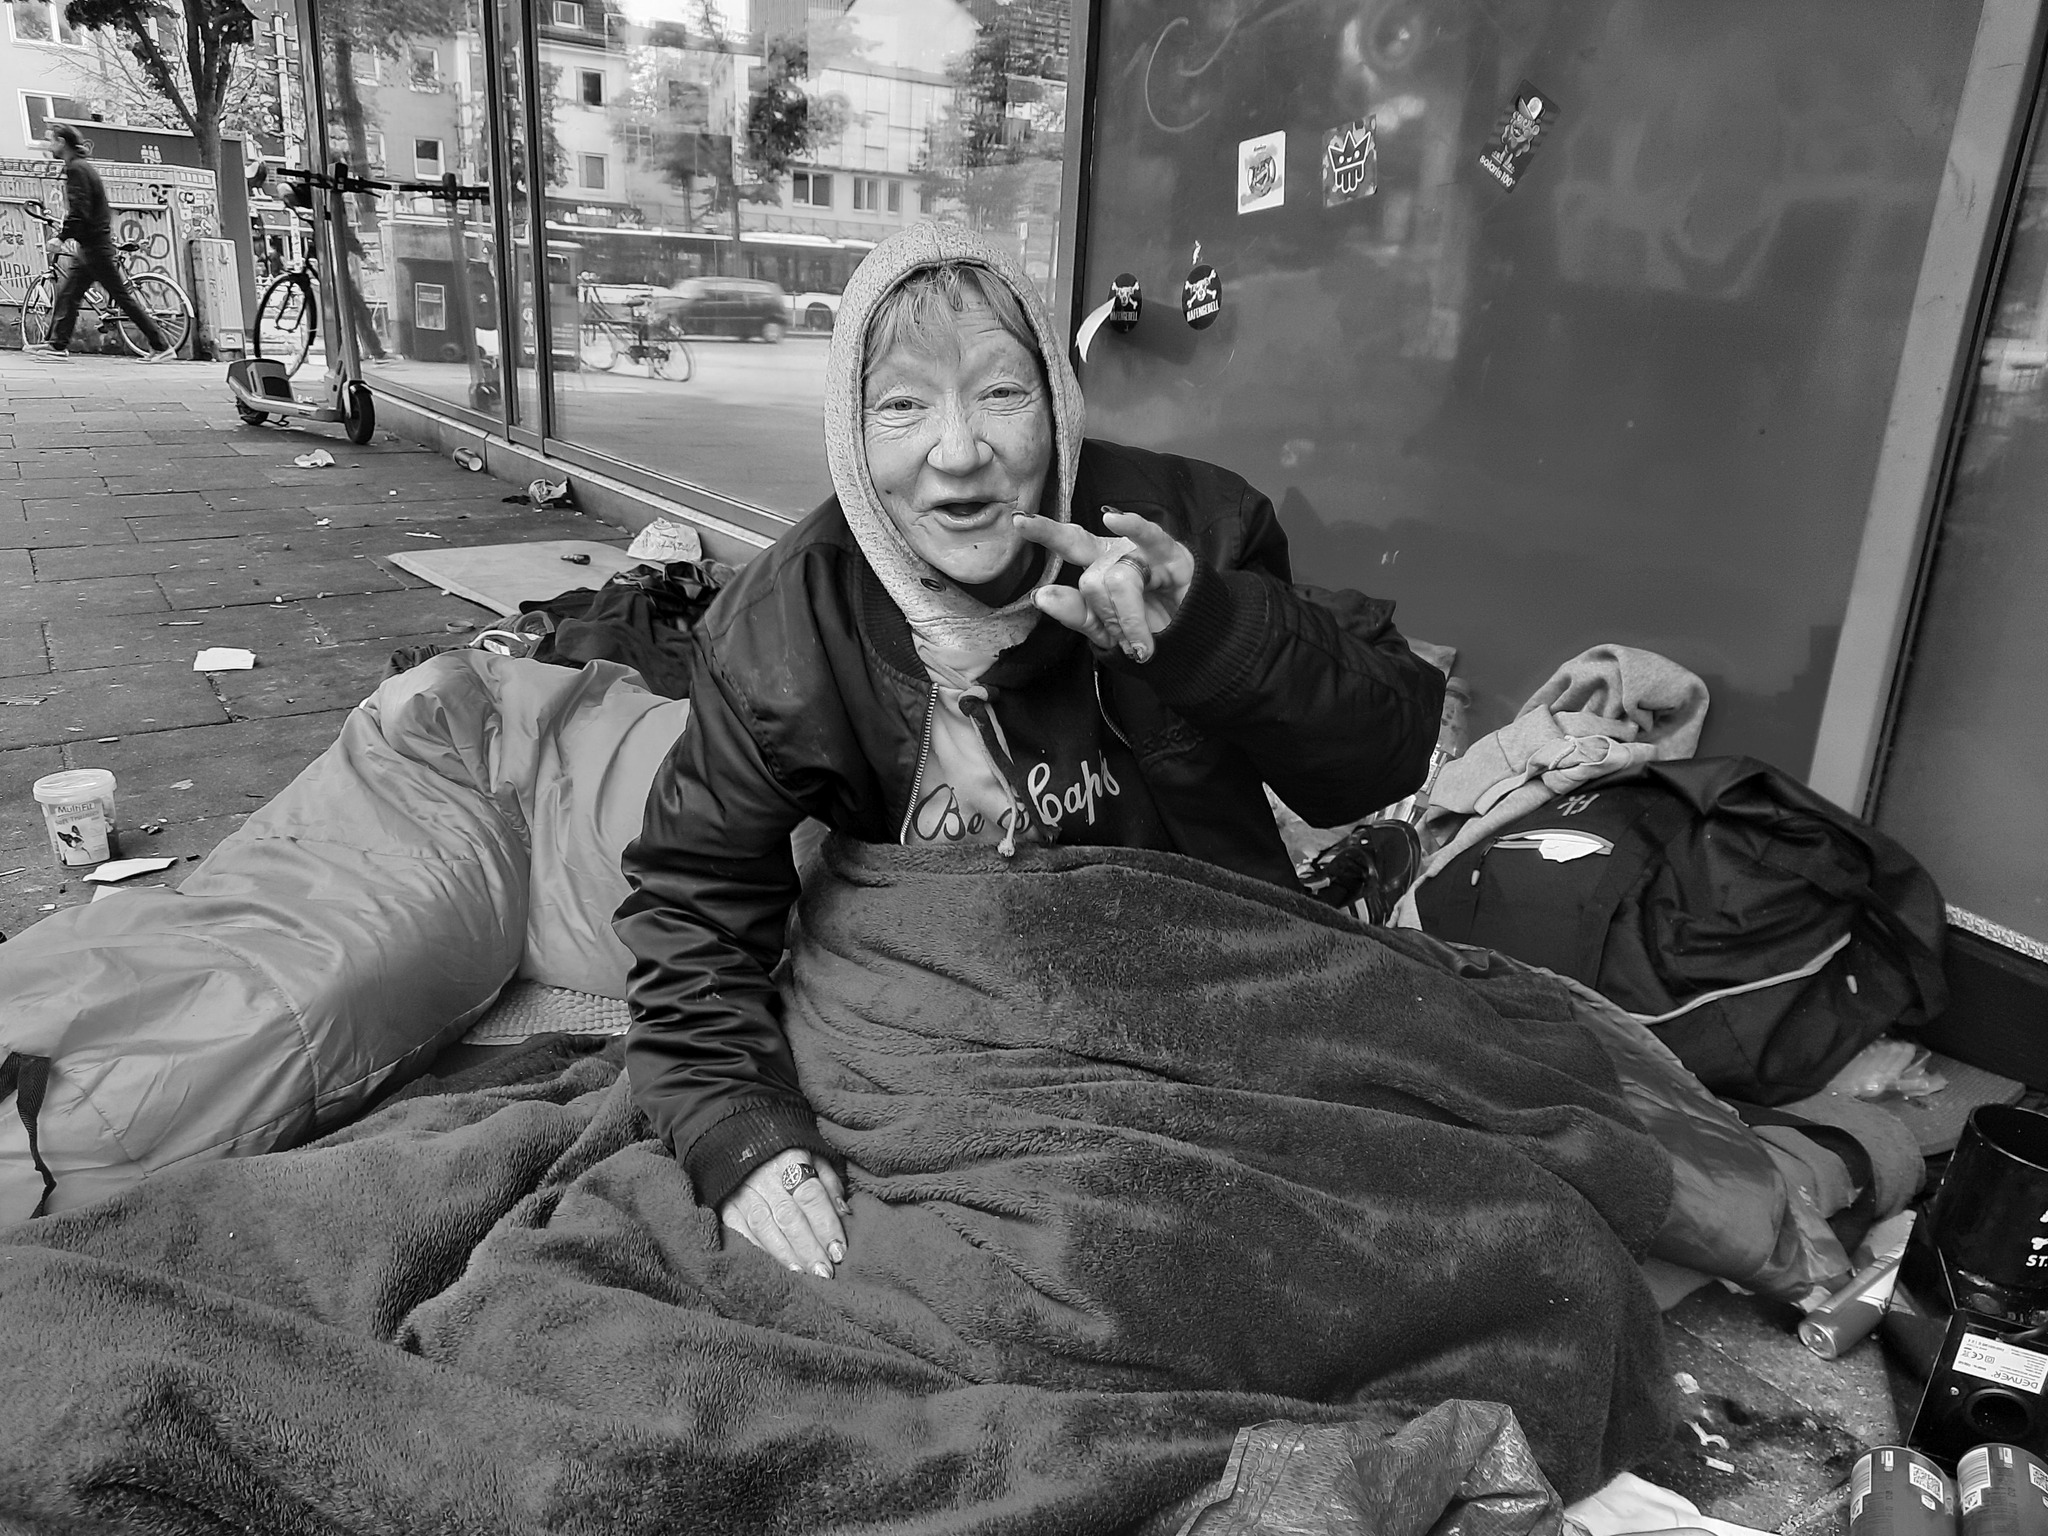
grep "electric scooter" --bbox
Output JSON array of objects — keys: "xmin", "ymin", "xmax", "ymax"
[{"xmin": 226, "ymin": 161, "xmax": 378, "ymax": 444}]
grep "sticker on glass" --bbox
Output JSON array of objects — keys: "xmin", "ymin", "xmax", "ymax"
[
  {"xmin": 1183, "ymin": 245, "xmax": 1222, "ymax": 329},
  {"xmin": 1109, "ymin": 272, "xmax": 1142, "ymax": 332},
  {"xmin": 1237, "ymin": 131, "xmax": 1285, "ymax": 214},
  {"xmin": 1478, "ymin": 81, "xmax": 1557, "ymax": 191},
  {"xmin": 1322, "ymin": 117, "xmax": 1377, "ymax": 207}
]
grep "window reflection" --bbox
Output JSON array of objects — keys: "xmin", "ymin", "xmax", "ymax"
[
  {"xmin": 317, "ymin": 0, "xmax": 500, "ymax": 414},
  {"xmin": 542, "ymin": 0, "xmax": 1071, "ymax": 519}
]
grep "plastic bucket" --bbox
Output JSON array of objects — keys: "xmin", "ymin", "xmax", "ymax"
[
  {"xmin": 1931, "ymin": 1106, "xmax": 2048, "ymax": 1311},
  {"xmin": 32, "ymin": 768, "xmax": 116, "ymax": 867}
]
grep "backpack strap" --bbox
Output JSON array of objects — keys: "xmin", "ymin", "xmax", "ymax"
[{"xmin": 0, "ymin": 1052, "xmax": 57, "ymax": 1219}]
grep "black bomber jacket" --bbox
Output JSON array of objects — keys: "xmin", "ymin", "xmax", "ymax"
[{"xmin": 615, "ymin": 438, "xmax": 1446, "ymax": 1209}]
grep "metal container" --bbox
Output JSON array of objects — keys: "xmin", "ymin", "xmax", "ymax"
[
  {"xmin": 1959, "ymin": 1445, "xmax": 2048, "ymax": 1536},
  {"xmin": 1852, "ymin": 1446, "xmax": 1959, "ymax": 1536}
]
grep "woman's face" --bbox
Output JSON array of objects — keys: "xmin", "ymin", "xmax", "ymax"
[{"xmin": 862, "ymin": 302, "xmax": 1053, "ymax": 598}]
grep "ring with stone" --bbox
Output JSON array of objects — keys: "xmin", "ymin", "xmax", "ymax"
[{"xmin": 779, "ymin": 1161, "xmax": 819, "ymax": 1193}]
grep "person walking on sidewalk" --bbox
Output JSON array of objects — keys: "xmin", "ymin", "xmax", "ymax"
[{"xmin": 21, "ymin": 124, "xmax": 178, "ymax": 363}]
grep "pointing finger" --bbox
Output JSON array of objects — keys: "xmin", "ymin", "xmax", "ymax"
[{"xmin": 1013, "ymin": 514, "xmax": 1103, "ymax": 567}]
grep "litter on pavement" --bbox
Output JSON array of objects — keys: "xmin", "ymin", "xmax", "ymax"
[
  {"xmin": 293, "ymin": 450, "xmax": 336, "ymax": 469},
  {"xmin": 85, "ymin": 857, "xmax": 179, "ymax": 884},
  {"xmin": 193, "ymin": 648, "xmax": 257, "ymax": 671}
]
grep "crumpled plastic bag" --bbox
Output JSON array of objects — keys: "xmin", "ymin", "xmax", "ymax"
[
  {"xmin": 292, "ymin": 449, "xmax": 335, "ymax": 468},
  {"xmin": 1824, "ymin": 1038, "xmax": 1948, "ymax": 1101},
  {"xmin": 1175, "ymin": 1401, "xmax": 1563, "ymax": 1536}
]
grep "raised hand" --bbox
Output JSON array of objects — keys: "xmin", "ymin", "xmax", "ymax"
[{"xmin": 1013, "ymin": 508, "xmax": 1196, "ymax": 662}]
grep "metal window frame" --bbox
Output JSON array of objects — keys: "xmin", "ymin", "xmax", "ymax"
[{"xmin": 1808, "ymin": 0, "xmax": 2048, "ymax": 813}]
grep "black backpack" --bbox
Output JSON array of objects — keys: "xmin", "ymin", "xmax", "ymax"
[{"xmin": 1413, "ymin": 756, "xmax": 1948, "ymax": 1105}]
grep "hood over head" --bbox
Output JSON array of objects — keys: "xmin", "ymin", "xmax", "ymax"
[{"xmin": 824, "ymin": 221, "xmax": 1085, "ymax": 660}]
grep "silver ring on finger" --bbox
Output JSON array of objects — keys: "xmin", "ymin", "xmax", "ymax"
[
  {"xmin": 780, "ymin": 1161, "xmax": 819, "ymax": 1193},
  {"xmin": 1112, "ymin": 550, "xmax": 1149, "ymax": 584}
]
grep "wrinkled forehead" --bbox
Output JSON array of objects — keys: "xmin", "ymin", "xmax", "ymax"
[{"xmin": 862, "ymin": 264, "xmax": 1044, "ymax": 389}]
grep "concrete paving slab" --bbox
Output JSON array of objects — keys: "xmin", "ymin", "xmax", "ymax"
[
  {"xmin": 0, "ymin": 660, "xmax": 228, "ymax": 750},
  {"xmin": 0, "ymin": 624, "xmax": 47, "ymax": 677},
  {"xmin": 212, "ymin": 639, "xmax": 409, "ymax": 721},
  {"xmin": 158, "ymin": 552, "xmax": 413, "ymax": 608},
  {"xmin": 103, "ymin": 464, "xmax": 292, "ymax": 494},
  {"xmin": 0, "ymin": 742, "xmax": 64, "ymax": 816},
  {"xmin": 26, "ymin": 492, "xmax": 207, "ymax": 521},
  {"xmin": 46, "ymin": 602, "xmax": 332, "ymax": 670},
  {"xmin": 34, "ymin": 536, "xmax": 253, "ymax": 582},
  {"xmin": 6, "ymin": 574, "xmax": 169, "ymax": 620},
  {"xmin": 0, "ymin": 477, "xmax": 110, "ymax": 499},
  {"xmin": 0, "ymin": 546, "xmax": 30, "ymax": 585},
  {"xmin": 0, "ymin": 516, "xmax": 137, "ymax": 551}
]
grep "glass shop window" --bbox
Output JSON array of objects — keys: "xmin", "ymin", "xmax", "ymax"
[
  {"xmin": 414, "ymin": 283, "xmax": 446, "ymax": 330},
  {"xmin": 530, "ymin": 0, "xmax": 1074, "ymax": 528}
]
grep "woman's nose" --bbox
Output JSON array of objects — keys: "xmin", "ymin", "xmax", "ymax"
[{"xmin": 925, "ymin": 400, "xmax": 992, "ymax": 476}]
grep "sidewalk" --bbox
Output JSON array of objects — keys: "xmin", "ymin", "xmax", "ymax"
[{"xmin": 0, "ymin": 351, "xmax": 619, "ymax": 939}]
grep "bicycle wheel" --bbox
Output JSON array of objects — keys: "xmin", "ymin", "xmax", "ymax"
[
  {"xmin": 19, "ymin": 273, "xmax": 54, "ymax": 346},
  {"xmin": 113, "ymin": 274, "xmax": 193, "ymax": 357},
  {"xmin": 579, "ymin": 326, "xmax": 618, "ymax": 372},
  {"xmin": 651, "ymin": 338, "xmax": 692, "ymax": 381},
  {"xmin": 255, "ymin": 273, "xmax": 316, "ymax": 377}
]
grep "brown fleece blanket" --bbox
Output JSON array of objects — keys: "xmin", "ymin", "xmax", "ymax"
[{"xmin": 0, "ymin": 840, "xmax": 1674, "ymax": 1533}]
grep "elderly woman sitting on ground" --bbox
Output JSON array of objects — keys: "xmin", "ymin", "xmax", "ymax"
[{"xmin": 615, "ymin": 222, "xmax": 1446, "ymax": 1278}]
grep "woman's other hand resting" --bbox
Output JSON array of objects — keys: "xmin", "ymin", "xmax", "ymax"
[{"xmin": 719, "ymin": 1146, "xmax": 850, "ymax": 1279}]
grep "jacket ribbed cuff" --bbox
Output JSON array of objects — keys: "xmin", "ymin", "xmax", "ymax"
[
  {"xmin": 682, "ymin": 1098, "xmax": 836, "ymax": 1213},
  {"xmin": 1127, "ymin": 560, "xmax": 1267, "ymax": 711}
]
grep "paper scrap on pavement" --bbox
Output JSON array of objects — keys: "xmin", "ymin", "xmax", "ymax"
[
  {"xmin": 627, "ymin": 518, "xmax": 703, "ymax": 563},
  {"xmin": 293, "ymin": 449, "xmax": 336, "ymax": 468},
  {"xmin": 84, "ymin": 856, "xmax": 179, "ymax": 884},
  {"xmin": 193, "ymin": 648, "xmax": 257, "ymax": 671},
  {"xmin": 0, "ymin": 696, "xmax": 44, "ymax": 706},
  {"xmin": 169, "ymin": 779, "xmax": 195, "ymax": 790}
]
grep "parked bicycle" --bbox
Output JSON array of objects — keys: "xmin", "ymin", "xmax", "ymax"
[
  {"xmin": 577, "ymin": 274, "xmax": 692, "ymax": 380},
  {"xmin": 253, "ymin": 235, "xmax": 320, "ymax": 377},
  {"xmin": 19, "ymin": 200, "xmax": 194, "ymax": 358}
]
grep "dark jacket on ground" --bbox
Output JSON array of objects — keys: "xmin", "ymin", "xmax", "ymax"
[
  {"xmin": 615, "ymin": 438, "xmax": 1446, "ymax": 1209},
  {"xmin": 58, "ymin": 158, "xmax": 112, "ymax": 246}
]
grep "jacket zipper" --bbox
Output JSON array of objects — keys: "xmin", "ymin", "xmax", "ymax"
[
  {"xmin": 898, "ymin": 683, "xmax": 940, "ymax": 843},
  {"xmin": 1094, "ymin": 668, "xmax": 1133, "ymax": 751}
]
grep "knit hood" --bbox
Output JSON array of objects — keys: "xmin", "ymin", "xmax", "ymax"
[{"xmin": 824, "ymin": 221, "xmax": 1085, "ymax": 658}]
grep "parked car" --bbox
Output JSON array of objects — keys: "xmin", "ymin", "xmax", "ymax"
[
  {"xmin": 794, "ymin": 290, "xmax": 841, "ymax": 332},
  {"xmin": 649, "ymin": 277, "xmax": 791, "ymax": 342}
]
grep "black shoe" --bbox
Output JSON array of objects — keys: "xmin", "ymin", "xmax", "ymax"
[{"xmin": 1303, "ymin": 819, "xmax": 1423, "ymax": 924}]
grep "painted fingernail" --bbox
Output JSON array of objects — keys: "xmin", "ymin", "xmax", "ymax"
[
  {"xmin": 787, "ymin": 1263, "xmax": 802, "ymax": 1273},
  {"xmin": 812, "ymin": 1262, "xmax": 833, "ymax": 1280},
  {"xmin": 829, "ymin": 1242, "xmax": 845, "ymax": 1263}
]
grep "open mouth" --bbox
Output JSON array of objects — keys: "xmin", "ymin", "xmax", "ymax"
[{"xmin": 928, "ymin": 500, "xmax": 1002, "ymax": 529}]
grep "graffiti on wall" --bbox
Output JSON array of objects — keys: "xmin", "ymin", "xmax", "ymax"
[{"xmin": 0, "ymin": 158, "xmax": 219, "ymax": 304}]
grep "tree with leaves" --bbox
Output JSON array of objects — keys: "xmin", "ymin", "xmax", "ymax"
[{"xmin": 60, "ymin": 0, "xmax": 254, "ymax": 171}]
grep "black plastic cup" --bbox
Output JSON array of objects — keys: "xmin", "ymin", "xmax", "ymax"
[{"xmin": 1931, "ymin": 1105, "xmax": 2048, "ymax": 1315}]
